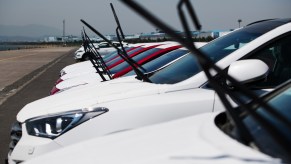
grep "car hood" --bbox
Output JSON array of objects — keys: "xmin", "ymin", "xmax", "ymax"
[
  {"xmin": 17, "ymin": 76, "xmax": 164, "ymax": 122},
  {"xmin": 61, "ymin": 67, "xmax": 96, "ymax": 80},
  {"xmin": 56, "ymin": 72, "xmax": 105, "ymax": 90},
  {"xmin": 24, "ymin": 112, "xmax": 279, "ymax": 164},
  {"xmin": 62, "ymin": 61, "xmax": 92, "ymax": 74}
]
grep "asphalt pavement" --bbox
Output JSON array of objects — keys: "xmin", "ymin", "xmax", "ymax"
[{"xmin": 0, "ymin": 47, "xmax": 76, "ymax": 163}]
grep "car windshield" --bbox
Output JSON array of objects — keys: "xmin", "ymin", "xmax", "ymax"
[
  {"xmin": 242, "ymin": 83, "xmax": 291, "ymax": 162},
  {"xmin": 109, "ymin": 48, "xmax": 161, "ymax": 73},
  {"xmin": 105, "ymin": 47, "xmax": 144, "ymax": 66},
  {"xmin": 103, "ymin": 47, "xmax": 132, "ymax": 62},
  {"xmin": 149, "ymin": 20, "xmax": 285, "ymax": 84},
  {"xmin": 124, "ymin": 49, "xmax": 189, "ymax": 76}
]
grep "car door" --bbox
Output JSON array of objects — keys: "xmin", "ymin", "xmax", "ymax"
[
  {"xmin": 213, "ymin": 33, "xmax": 291, "ymax": 112},
  {"xmin": 247, "ymin": 34, "xmax": 291, "ymax": 89}
]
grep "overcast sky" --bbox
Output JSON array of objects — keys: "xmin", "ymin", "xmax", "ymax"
[{"xmin": 0, "ymin": 0, "xmax": 291, "ymax": 36}]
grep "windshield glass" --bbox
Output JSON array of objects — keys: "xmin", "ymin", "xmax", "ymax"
[
  {"xmin": 124, "ymin": 49, "xmax": 189, "ymax": 76},
  {"xmin": 242, "ymin": 85, "xmax": 291, "ymax": 162},
  {"xmin": 103, "ymin": 47, "xmax": 133, "ymax": 62},
  {"xmin": 105, "ymin": 47, "xmax": 144, "ymax": 66},
  {"xmin": 109, "ymin": 48, "xmax": 161, "ymax": 73},
  {"xmin": 149, "ymin": 20, "xmax": 284, "ymax": 84}
]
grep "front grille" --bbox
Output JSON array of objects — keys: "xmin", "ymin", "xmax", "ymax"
[{"xmin": 9, "ymin": 121, "xmax": 22, "ymax": 151}]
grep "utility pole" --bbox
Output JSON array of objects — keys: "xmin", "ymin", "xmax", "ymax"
[
  {"xmin": 63, "ymin": 19, "xmax": 65, "ymax": 37},
  {"xmin": 238, "ymin": 19, "xmax": 242, "ymax": 28},
  {"xmin": 63, "ymin": 19, "xmax": 66, "ymax": 45}
]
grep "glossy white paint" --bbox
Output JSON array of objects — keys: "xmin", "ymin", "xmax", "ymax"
[
  {"xmin": 24, "ymin": 112, "xmax": 277, "ymax": 164},
  {"xmin": 56, "ymin": 73, "xmax": 104, "ymax": 91},
  {"xmin": 12, "ymin": 84, "xmax": 216, "ymax": 162},
  {"xmin": 56, "ymin": 42, "xmax": 206, "ymax": 92},
  {"xmin": 227, "ymin": 59, "xmax": 269, "ymax": 85},
  {"xmin": 60, "ymin": 61, "xmax": 95, "ymax": 77}
]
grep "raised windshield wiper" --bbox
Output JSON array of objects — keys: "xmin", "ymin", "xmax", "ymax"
[
  {"xmin": 81, "ymin": 29, "xmax": 112, "ymax": 81},
  {"xmin": 111, "ymin": 3, "xmax": 149, "ymax": 80},
  {"xmin": 80, "ymin": 3, "xmax": 151, "ymax": 82},
  {"xmin": 121, "ymin": 0, "xmax": 291, "ymax": 153},
  {"xmin": 81, "ymin": 19, "xmax": 151, "ymax": 83},
  {"xmin": 110, "ymin": 2, "xmax": 145, "ymax": 73},
  {"xmin": 82, "ymin": 28, "xmax": 113, "ymax": 79},
  {"xmin": 81, "ymin": 30, "xmax": 108, "ymax": 81}
]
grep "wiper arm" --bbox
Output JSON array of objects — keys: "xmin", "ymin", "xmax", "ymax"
[
  {"xmin": 82, "ymin": 28, "xmax": 113, "ymax": 80},
  {"xmin": 81, "ymin": 30, "xmax": 110, "ymax": 81},
  {"xmin": 177, "ymin": 1, "xmax": 291, "ymax": 129},
  {"xmin": 110, "ymin": 3, "xmax": 149, "ymax": 80},
  {"xmin": 176, "ymin": 0, "xmax": 255, "ymax": 145},
  {"xmin": 121, "ymin": 0, "xmax": 252, "ymax": 144},
  {"xmin": 121, "ymin": 0, "xmax": 291, "ymax": 151},
  {"xmin": 81, "ymin": 19, "xmax": 151, "ymax": 82},
  {"xmin": 110, "ymin": 3, "xmax": 125, "ymax": 40}
]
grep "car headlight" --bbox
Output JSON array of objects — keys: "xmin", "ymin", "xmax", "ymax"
[
  {"xmin": 25, "ymin": 107, "xmax": 108, "ymax": 139},
  {"xmin": 60, "ymin": 71, "xmax": 66, "ymax": 77}
]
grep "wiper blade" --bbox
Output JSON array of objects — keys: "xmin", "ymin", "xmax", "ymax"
[
  {"xmin": 82, "ymin": 28, "xmax": 113, "ymax": 80},
  {"xmin": 110, "ymin": 3, "xmax": 125, "ymax": 40},
  {"xmin": 121, "ymin": 0, "xmax": 291, "ymax": 152},
  {"xmin": 81, "ymin": 19, "xmax": 151, "ymax": 82},
  {"xmin": 110, "ymin": 3, "xmax": 149, "ymax": 81},
  {"xmin": 176, "ymin": 0, "xmax": 254, "ymax": 144},
  {"xmin": 81, "ymin": 30, "xmax": 110, "ymax": 81}
]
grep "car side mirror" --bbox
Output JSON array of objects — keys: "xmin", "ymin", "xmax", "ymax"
[{"xmin": 227, "ymin": 59, "xmax": 269, "ymax": 86}]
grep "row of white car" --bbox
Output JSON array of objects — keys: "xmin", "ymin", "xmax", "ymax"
[
  {"xmin": 7, "ymin": 10, "xmax": 291, "ymax": 164},
  {"xmin": 74, "ymin": 41, "xmax": 125, "ymax": 61},
  {"xmin": 51, "ymin": 41, "xmax": 210, "ymax": 95}
]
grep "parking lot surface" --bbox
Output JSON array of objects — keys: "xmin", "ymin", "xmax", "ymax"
[
  {"xmin": 0, "ymin": 47, "xmax": 76, "ymax": 163},
  {"xmin": 0, "ymin": 47, "xmax": 74, "ymax": 93}
]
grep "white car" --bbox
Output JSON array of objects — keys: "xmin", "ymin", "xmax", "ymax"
[
  {"xmin": 74, "ymin": 41, "xmax": 126, "ymax": 61},
  {"xmin": 23, "ymin": 80, "xmax": 291, "ymax": 164},
  {"xmin": 8, "ymin": 18, "xmax": 291, "ymax": 163},
  {"xmin": 52, "ymin": 43, "xmax": 195, "ymax": 95},
  {"xmin": 73, "ymin": 43, "xmax": 97, "ymax": 61},
  {"xmin": 61, "ymin": 42, "xmax": 164, "ymax": 80},
  {"xmin": 95, "ymin": 41, "xmax": 127, "ymax": 57},
  {"xmin": 54, "ymin": 42, "xmax": 207, "ymax": 95}
]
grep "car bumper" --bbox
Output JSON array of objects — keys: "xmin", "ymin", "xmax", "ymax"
[{"xmin": 8, "ymin": 123, "xmax": 62, "ymax": 164}]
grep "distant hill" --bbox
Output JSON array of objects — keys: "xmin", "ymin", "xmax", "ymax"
[{"xmin": 0, "ymin": 24, "xmax": 62, "ymax": 39}]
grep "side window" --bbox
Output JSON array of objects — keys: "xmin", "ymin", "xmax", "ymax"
[
  {"xmin": 99, "ymin": 43, "xmax": 109, "ymax": 48},
  {"xmin": 248, "ymin": 35, "xmax": 291, "ymax": 88}
]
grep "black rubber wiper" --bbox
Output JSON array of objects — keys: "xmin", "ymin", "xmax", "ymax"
[
  {"xmin": 81, "ymin": 30, "xmax": 110, "ymax": 81},
  {"xmin": 82, "ymin": 28, "xmax": 113, "ymax": 80},
  {"xmin": 111, "ymin": 3, "xmax": 138, "ymax": 69},
  {"xmin": 81, "ymin": 19, "xmax": 151, "ymax": 82},
  {"xmin": 175, "ymin": 1, "xmax": 254, "ymax": 144},
  {"xmin": 121, "ymin": 0, "xmax": 291, "ymax": 152},
  {"xmin": 110, "ymin": 3, "xmax": 148, "ymax": 79}
]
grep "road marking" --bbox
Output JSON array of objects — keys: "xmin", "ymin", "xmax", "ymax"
[{"xmin": 0, "ymin": 53, "xmax": 39, "ymax": 62}]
